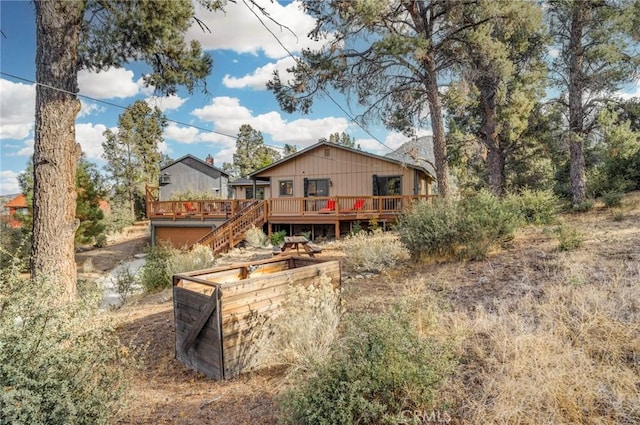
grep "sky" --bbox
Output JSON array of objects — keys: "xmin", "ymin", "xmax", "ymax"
[
  {"xmin": 0, "ymin": 0, "xmax": 415, "ymax": 196},
  {"xmin": 1, "ymin": 1, "xmax": 639, "ymax": 196}
]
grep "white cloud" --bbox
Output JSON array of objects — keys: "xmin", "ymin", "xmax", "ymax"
[
  {"xmin": 192, "ymin": 96, "xmax": 349, "ymax": 146},
  {"xmin": 0, "ymin": 79, "xmax": 35, "ymax": 140},
  {"xmin": 145, "ymin": 95, "xmax": 188, "ymax": 112},
  {"xmin": 358, "ymin": 130, "xmax": 432, "ymax": 155},
  {"xmin": 222, "ymin": 57, "xmax": 297, "ymax": 90},
  {"xmin": 0, "ymin": 170, "xmax": 21, "ymax": 195},
  {"xmin": 11, "ymin": 138, "xmax": 34, "ymax": 157},
  {"xmin": 615, "ymin": 79, "xmax": 640, "ymax": 100},
  {"xmin": 78, "ymin": 68, "xmax": 139, "ymax": 99},
  {"xmin": 76, "ymin": 123, "xmax": 109, "ymax": 161},
  {"xmin": 78, "ymin": 100, "xmax": 105, "ymax": 118},
  {"xmin": 164, "ymin": 124, "xmax": 201, "ymax": 143},
  {"xmin": 187, "ymin": 0, "xmax": 332, "ymax": 59}
]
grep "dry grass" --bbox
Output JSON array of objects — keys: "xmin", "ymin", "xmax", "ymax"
[
  {"xmin": 337, "ymin": 229, "xmax": 409, "ymax": 273},
  {"xmin": 454, "ymin": 261, "xmax": 640, "ymax": 424},
  {"xmin": 107, "ymin": 192, "xmax": 639, "ymax": 424},
  {"xmin": 248, "ymin": 275, "xmax": 343, "ymax": 377}
]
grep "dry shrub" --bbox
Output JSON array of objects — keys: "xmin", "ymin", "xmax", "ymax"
[
  {"xmin": 457, "ymin": 260, "xmax": 640, "ymax": 424},
  {"xmin": 340, "ymin": 229, "xmax": 409, "ymax": 273},
  {"xmin": 244, "ymin": 225, "xmax": 269, "ymax": 248},
  {"xmin": 249, "ymin": 274, "xmax": 343, "ymax": 376},
  {"xmin": 172, "ymin": 243, "xmax": 215, "ymax": 273}
]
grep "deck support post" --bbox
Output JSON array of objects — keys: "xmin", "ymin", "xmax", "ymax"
[{"xmin": 334, "ymin": 221, "xmax": 340, "ymax": 239}]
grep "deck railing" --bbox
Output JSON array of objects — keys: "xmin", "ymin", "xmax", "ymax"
[
  {"xmin": 145, "ymin": 189, "xmax": 436, "ymax": 221},
  {"xmin": 267, "ymin": 195, "xmax": 436, "ymax": 216},
  {"xmin": 147, "ymin": 199, "xmax": 255, "ymax": 220}
]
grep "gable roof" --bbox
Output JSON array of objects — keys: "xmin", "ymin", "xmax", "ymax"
[
  {"xmin": 229, "ymin": 178, "xmax": 270, "ymax": 187},
  {"xmin": 161, "ymin": 154, "xmax": 230, "ymax": 178},
  {"xmin": 249, "ymin": 141, "xmax": 435, "ymax": 179},
  {"xmin": 385, "ymin": 136, "xmax": 437, "ymax": 178},
  {"xmin": 4, "ymin": 193, "xmax": 27, "ymax": 208}
]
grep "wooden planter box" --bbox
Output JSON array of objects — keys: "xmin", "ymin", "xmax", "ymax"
[{"xmin": 172, "ymin": 255, "xmax": 341, "ymax": 380}]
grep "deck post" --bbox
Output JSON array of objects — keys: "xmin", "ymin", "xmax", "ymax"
[{"xmin": 334, "ymin": 221, "xmax": 340, "ymax": 239}]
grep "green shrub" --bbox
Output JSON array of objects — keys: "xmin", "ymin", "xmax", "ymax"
[
  {"xmin": 572, "ymin": 199, "xmax": 594, "ymax": 212},
  {"xmin": 279, "ymin": 306, "xmax": 454, "ymax": 424},
  {"xmin": 396, "ymin": 198, "xmax": 461, "ymax": 259},
  {"xmin": 270, "ymin": 230, "xmax": 287, "ymax": 246},
  {"xmin": 554, "ymin": 222, "xmax": 584, "ymax": 251},
  {"xmin": 139, "ymin": 243, "xmax": 175, "ymax": 291},
  {"xmin": 457, "ymin": 190, "xmax": 520, "ymax": 259},
  {"xmin": 601, "ymin": 191, "xmax": 624, "ymax": 208},
  {"xmin": 505, "ymin": 188, "xmax": 558, "ymax": 225},
  {"xmin": 397, "ymin": 191, "xmax": 520, "ymax": 260},
  {"xmin": 77, "ymin": 277, "xmax": 104, "ymax": 309},
  {"xmin": 113, "ymin": 264, "xmax": 137, "ymax": 303},
  {"xmin": 139, "ymin": 243, "xmax": 216, "ymax": 291},
  {"xmin": 341, "ymin": 229, "xmax": 409, "ymax": 273},
  {"xmin": 0, "ymin": 259, "xmax": 134, "ymax": 425}
]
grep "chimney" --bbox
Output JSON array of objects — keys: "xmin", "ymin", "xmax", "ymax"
[{"xmin": 205, "ymin": 154, "xmax": 214, "ymax": 166}]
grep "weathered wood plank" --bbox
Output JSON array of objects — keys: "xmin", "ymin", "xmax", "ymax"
[{"xmin": 181, "ymin": 288, "xmax": 220, "ymax": 353}]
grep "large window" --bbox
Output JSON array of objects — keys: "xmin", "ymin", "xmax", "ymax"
[
  {"xmin": 304, "ymin": 178, "xmax": 330, "ymax": 197},
  {"xmin": 246, "ymin": 187, "xmax": 265, "ymax": 199},
  {"xmin": 374, "ymin": 175, "xmax": 402, "ymax": 196},
  {"xmin": 279, "ymin": 180, "xmax": 293, "ymax": 196}
]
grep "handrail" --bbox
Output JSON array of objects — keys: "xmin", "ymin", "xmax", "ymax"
[{"xmin": 192, "ymin": 200, "xmax": 267, "ymax": 255}]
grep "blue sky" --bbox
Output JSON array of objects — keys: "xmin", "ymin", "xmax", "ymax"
[{"xmin": 0, "ymin": 0, "xmax": 414, "ymax": 195}]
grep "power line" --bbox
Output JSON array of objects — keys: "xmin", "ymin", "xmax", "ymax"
[
  {"xmin": 0, "ymin": 70, "xmax": 243, "ymax": 143},
  {"xmin": 241, "ymin": 0, "xmax": 396, "ymax": 153}
]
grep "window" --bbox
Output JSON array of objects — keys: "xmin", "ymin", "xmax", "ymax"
[
  {"xmin": 246, "ymin": 187, "xmax": 265, "ymax": 199},
  {"xmin": 323, "ymin": 148, "xmax": 331, "ymax": 157},
  {"xmin": 304, "ymin": 178, "xmax": 330, "ymax": 197},
  {"xmin": 279, "ymin": 180, "xmax": 293, "ymax": 196},
  {"xmin": 374, "ymin": 175, "xmax": 402, "ymax": 196}
]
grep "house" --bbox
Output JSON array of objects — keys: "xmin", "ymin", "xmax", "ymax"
[
  {"xmin": 147, "ymin": 154, "xmax": 232, "ymax": 247},
  {"xmin": 2, "ymin": 194, "xmax": 28, "ymax": 228},
  {"xmin": 158, "ymin": 154, "xmax": 230, "ymax": 201},
  {"xmin": 146, "ymin": 141, "xmax": 436, "ymax": 252}
]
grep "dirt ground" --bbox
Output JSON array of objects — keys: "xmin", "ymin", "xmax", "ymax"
[{"xmin": 87, "ymin": 194, "xmax": 639, "ymax": 424}]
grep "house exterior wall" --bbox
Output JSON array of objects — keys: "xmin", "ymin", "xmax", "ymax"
[
  {"xmin": 253, "ymin": 145, "xmax": 430, "ymax": 197},
  {"xmin": 159, "ymin": 162, "xmax": 229, "ymax": 200},
  {"xmin": 234, "ymin": 185, "xmax": 272, "ymax": 200},
  {"xmin": 155, "ymin": 226, "xmax": 213, "ymax": 248}
]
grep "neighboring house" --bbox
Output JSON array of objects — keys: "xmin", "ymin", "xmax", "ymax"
[
  {"xmin": 147, "ymin": 141, "xmax": 436, "ymax": 251},
  {"xmin": 149, "ymin": 154, "xmax": 232, "ymax": 248},
  {"xmin": 2, "ymin": 194, "xmax": 28, "ymax": 228},
  {"xmin": 158, "ymin": 154, "xmax": 231, "ymax": 200}
]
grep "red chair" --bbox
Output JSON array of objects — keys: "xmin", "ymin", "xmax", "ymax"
[
  {"xmin": 319, "ymin": 199, "xmax": 336, "ymax": 213},
  {"xmin": 353, "ymin": 198, "xmax": 365, "ymax": 210},
  {"xmin": 184, "ymin": 202, "xmax": 198, "ymax": 213}
]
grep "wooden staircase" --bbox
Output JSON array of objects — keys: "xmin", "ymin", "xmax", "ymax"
[{"xmin": 191, "ymin": 200, "xmax": 267, "ymax": 255}]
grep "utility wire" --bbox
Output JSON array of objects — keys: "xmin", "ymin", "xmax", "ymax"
[{"xmin": 0, "ymin": 70, "xmax": 245, "ymax": 143}]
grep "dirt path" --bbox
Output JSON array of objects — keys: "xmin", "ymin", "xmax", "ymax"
[{"xmin": 75, "ymin": 225, "xmax": 150, "ymax": 275}]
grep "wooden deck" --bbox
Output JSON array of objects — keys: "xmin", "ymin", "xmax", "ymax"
[{"xmin": 147, "ymin": 195, "xmax": 436, "ymax": 222}]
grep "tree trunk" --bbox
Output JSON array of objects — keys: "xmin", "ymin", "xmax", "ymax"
[
  {"xmin": 33, "ymin": 1, "xmax": 83, "ymax": 300},
  {"xmin": 487, "ymin": 146, "xmax": 505, "ymax": 196},
  {"xmin": 568, "ymin": 2, "xmax": 586, "ymax": 205},
  {"xmin": 480, "ymin": 85, "xmax": 505, "ymax": 195},
  {"xmin": 425, "ymin": 65, "xmax": 450, "ymax": 198}
]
